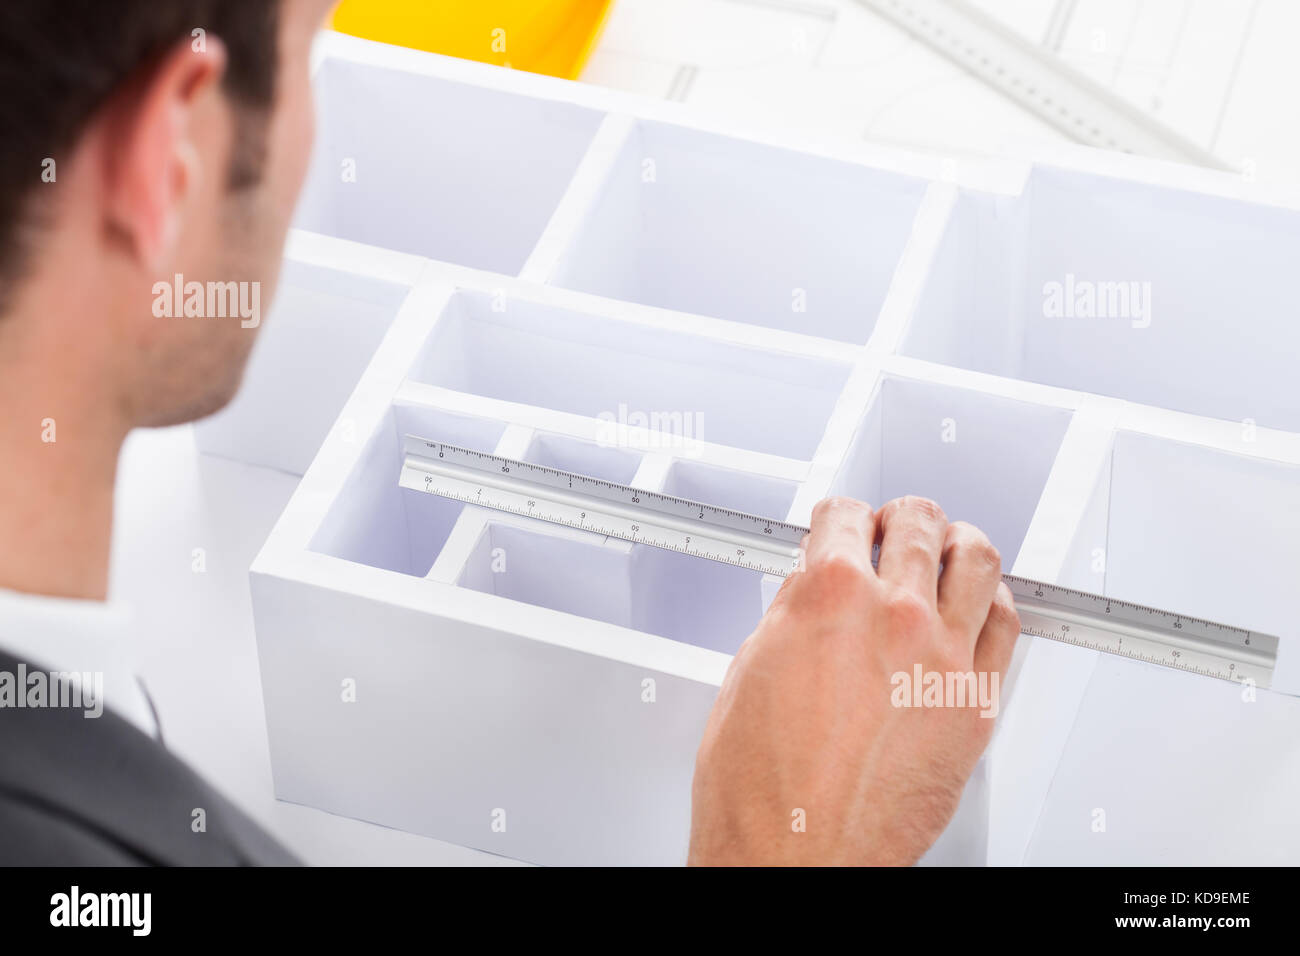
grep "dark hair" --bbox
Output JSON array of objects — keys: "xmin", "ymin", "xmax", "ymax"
[{"xmin": 0, "ymin": 1, "xmax": 282, "ymax": 306}]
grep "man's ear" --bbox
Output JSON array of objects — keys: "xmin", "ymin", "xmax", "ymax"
[{"xmin": 102, "ymin": 36, "xmax": 228, "ymax": 271}]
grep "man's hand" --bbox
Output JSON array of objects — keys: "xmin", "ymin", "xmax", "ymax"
[{"xmin": 688, "ymin": 495, "xmax": 1020, "ymax": 866}]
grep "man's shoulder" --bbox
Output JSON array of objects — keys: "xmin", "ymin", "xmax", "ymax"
[{"xmin": 0, "ymin": 649, "xmax": 298, "ymax": 866}]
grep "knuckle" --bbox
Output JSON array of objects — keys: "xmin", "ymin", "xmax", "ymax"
[
  {"xmin": 809, "ymin": 498, "xmax": 832, "ymax": 526},
  {"xmin": 810, "ymin": 549, "xmax": 872, "ymax": 590},
  {"xmin": 816, "ymin": 495, "xmax": 871, "ymax": 520},
  {"xmin": 895, "ymin": 523, "xmax": 938, "ymax": 559},
  {"xmin": 975, "ymin": 540, "xmax": 1002, "ymax": 573},
  {"xmin": 885, "ymin": 589, "xmax": 932, "ymax": 632},
  {"xmin": 989, "ymin": 589, "xmax": 1021, "ymax": 633},
  {"xmin": 950, "ymin": 522, "xmax": 1001, "ymax": 572},
  {"xmin": 946, "ymin": 520, "xmax": 977, "ymax": 541},
  {"xmin": 898, "ymin": 495, "xmax": 946, "ymax": 525}
]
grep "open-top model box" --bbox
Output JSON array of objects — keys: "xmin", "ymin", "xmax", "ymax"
[{"xmin": 220, "ymin": 33, "xmax": 1300, "ymax": 865}]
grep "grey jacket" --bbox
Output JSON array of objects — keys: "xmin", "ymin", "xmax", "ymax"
[{"xmin": 0, "ymin": 650, "xmax": 298, "ymax": 865}]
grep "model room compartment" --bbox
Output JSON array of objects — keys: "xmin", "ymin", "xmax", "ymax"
[
  {"xmin": 1027, "ymin": 430, "xmax": 1300, "ymax": 866},
  {"xmin": 293, "ymin": 57, "xmax": 603, "ymax": 274},
  {"xmin": 456, "ymin": 458, "xmax": 797, "ymax": 655},
  {"xmin": 456, "ymin": 521, "xmax": 768, "ymax": 656},
  {"xmin": 901, "ymin": 169, "xmax": 1300, "ymax": 430},
  {"xmin": 1066, "ymin": 430, "xmax": 1300, "ymax": 639},
  {"xmin": 309, "ymin": 404, "xmax": 506, "ymax": 576},
  {"xmin": 550, "ymin": 119, "xmax": 928, "ymax": 343},
  {"xmin": 660, "ymin": 458, "xmax": 798, "ymax": 520},
  {"xmin": 521, "ymin": 431, "xmax": 642, "ymax": 485},
  {"xmin": 830, "ymin": 375, "xmax": 1072, "ymax": 563},
  {"xmin": 409, "ymin": 289, "xmax": 851, "ymax": 459}
]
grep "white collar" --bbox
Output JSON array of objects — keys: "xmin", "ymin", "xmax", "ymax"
[{"xmin": 0, "ymin": 587, "xmax": 159, "ymax": 738}]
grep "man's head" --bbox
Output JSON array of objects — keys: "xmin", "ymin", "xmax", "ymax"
[{"xmin": 0, "ymin": 0, "xmax": 334, "ymax": 427}]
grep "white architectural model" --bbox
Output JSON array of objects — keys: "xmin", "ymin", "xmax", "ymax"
[{"xmin": 196, "ymin": 33, "xmax": 1300, "ymax": 866}]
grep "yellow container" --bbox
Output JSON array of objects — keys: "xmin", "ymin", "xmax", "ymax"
[{"xmin": 329, "ymin": 0, "xmax": 614, "ymax": 80}]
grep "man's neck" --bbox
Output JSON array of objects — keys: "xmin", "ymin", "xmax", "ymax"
[{"xmin": 0, "ymin": 289, "xmax": 129, "ymax": 602}]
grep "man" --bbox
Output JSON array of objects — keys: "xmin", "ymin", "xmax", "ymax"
[
  {"xmin": 0, "ymin": 0, "xmax": 1018, "ymax": 865},
  {"xmin": 0, "ymin": 0, "xmax": 325, "ymax": 865}
]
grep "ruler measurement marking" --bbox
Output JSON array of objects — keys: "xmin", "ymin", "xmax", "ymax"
[{"xmin": 400, "ymin": 436, "xmax": 1279, "ymax": 690}]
